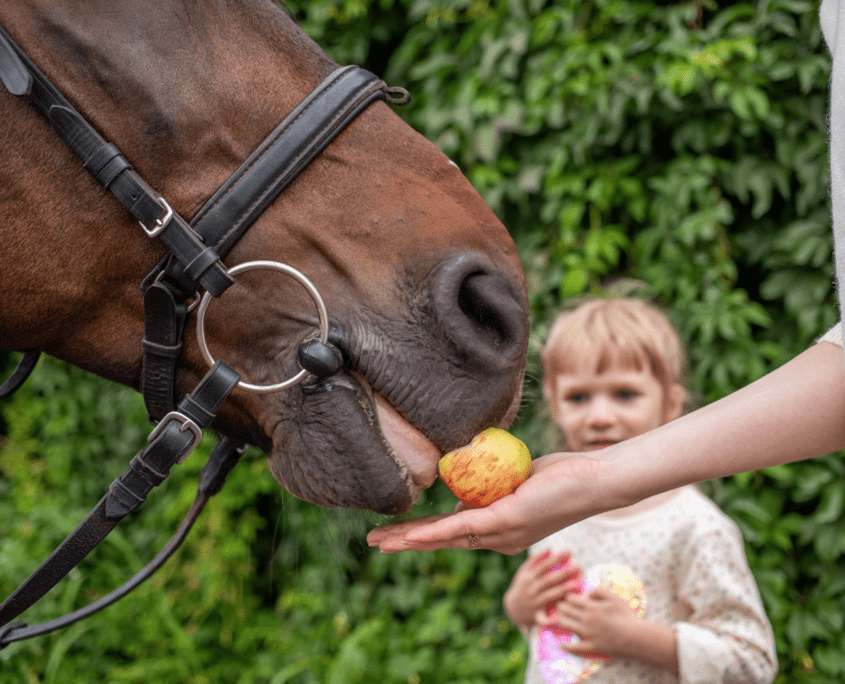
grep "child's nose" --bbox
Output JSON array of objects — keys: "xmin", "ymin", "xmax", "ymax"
[{"xmin": 587, "ymin": 398, "xmax": 614, "ymax": 426}]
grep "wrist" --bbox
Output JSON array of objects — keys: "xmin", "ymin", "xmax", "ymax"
[
  {"xmin": 503, "ymin": 593, "xmax": 532, "ymax": 629},
  {"xmin": 597, "ymin": 436, "xmax": 668, "ymax": 511},
  {"xmin": 577, "ymin": 452, "xmax": 633, "ymax": 515},
  {"xmin": 615, "ymin": 618, "xmax": 678, "ymax": 673},
  {"xmin": 612, "ymin": 615, "xmax": 645, "ymax": 659}
]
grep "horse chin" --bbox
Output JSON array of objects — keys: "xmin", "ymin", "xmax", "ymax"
[{"xmin": 264, "ymin": 370, "xmax": 443, "ymax": 515}]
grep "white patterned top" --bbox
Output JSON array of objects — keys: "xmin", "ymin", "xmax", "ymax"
[{"xmin": 522, "ymin": 486, "xmax": 777, "ymax": 684}]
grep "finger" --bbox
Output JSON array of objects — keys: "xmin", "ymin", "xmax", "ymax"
[
  {"xmin": 542, "ymin": 551, "xmax": 575, "ymax": 575},
  {"xmin": 588, "ymin": 586, "xmax": 617, "ymax": 600},
  {"xmin": 522, "ymin": 550, "xmax": 553, "ymax": 578},
  {"xmin": 553, "ymin": 601, "xmax": 583, "ymax": 624},
  {"xmin": 535, "ymin": 566, "xmax": 580, "ymax": 597},
  {"xmin": 527, "ymin": 551, "xmax": 571, "ymax": 581},
  {"xmin": 398, "ymin": 505, "xmax": 525, "ymax": 554},
  {"xmin": 551, "ymin": 613, "xmax": 582, "ymax": 637},
  {"xmin": 367, "ymin": 512, "xmax": 454, "ymax": 541},
  {"xmin": 528, "ymin": 451, "xmax": 571, "ymax": 474},
  {"xmin": 562, "ymin": 578, "xmax": 584, "ymax": 595},
  {"xmin": 366, "ymin": 513, "xmax": 453, "ymax": 549},
  {"xmin": 527, "ymin": 548, "xmax": 554, "ymax": 568},
  {"xmin": 561, "ymin": 592, "xmax": 589, "ymax": 609},
  {"xmin": 550, "ymin": 561, "xmax": 581, "ymax": 585},
  {"xmin": 536, "ymin": 585, "xmax": 572, "ymax": 607},
  {"xmin": 557, "ymin": 641, "xmax": 610, "ymax": 661}
]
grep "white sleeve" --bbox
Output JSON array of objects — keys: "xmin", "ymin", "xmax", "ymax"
[
  {"xmin": 817, "ymin": 321, "xmax": 843, "ymax": 347},
  {"xmin": 673, "ymin": 520, "xmax": 778, "ymax": 684}
]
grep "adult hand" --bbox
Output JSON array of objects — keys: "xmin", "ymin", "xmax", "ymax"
[
  {"xmin": 366, "ymin": 452, "xmax": 605, "ymax": 555},
  {"xmin": 503, "ymin": 549, "xmax": 581, "ymax": 628}
]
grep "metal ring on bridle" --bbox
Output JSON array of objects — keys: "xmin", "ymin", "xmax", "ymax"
[{"xmin": 195, "ymin": 260, "xmax": 329, "ymax": 394}]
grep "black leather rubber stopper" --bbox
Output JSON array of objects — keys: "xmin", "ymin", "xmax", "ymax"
[{"xmin": 297, "ymin": 339, "xmax": 344, "ymax": 379}]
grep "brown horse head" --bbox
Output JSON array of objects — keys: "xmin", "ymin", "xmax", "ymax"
[{"xmin": 0, "ymin": 0, "xmax": 529, "ymax": 514}]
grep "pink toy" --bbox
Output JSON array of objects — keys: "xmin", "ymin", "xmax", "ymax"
[{"xmin": 536, "ymin": 564, "xmax": 646, "ymax": 684}]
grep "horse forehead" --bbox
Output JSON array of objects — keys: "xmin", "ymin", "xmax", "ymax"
[
  {"xmin": 6, "ymin": 1, "xmax": 329, "ymax": 113},
  {"xmin": 3, "ymin": 0, "xmax": 337, "ymax": 190}
]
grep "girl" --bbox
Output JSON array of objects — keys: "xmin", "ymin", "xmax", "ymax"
[{"xmin": 504, "ymin": 299, "xmax": 777, "ymax": 684}]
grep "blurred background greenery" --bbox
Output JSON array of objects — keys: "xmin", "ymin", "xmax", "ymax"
[{"xmin": 2, "ymin": 0, "xmax": 844, "ymax": 681}]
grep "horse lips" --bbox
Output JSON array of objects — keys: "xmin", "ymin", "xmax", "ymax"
[{"xmin": 438, "ymin": 427, "xmax": 532, "ymax": 508}]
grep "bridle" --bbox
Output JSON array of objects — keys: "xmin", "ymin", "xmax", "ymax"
[{"xmin": 0, "ymin": 22, "xmax": 409, "ymax": 648}]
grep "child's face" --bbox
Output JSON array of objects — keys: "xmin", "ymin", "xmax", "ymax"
[{"xmin": 551, "ymin": 365, "xmax": 682, "ymax": 452}]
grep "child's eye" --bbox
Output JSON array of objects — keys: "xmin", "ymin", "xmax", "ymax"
[
  {"xmin": 565, "ymin": 393, "xmax": 589, "ymax": 404},
  {"xmin": 616, "ymin": 389, "xmax": 638, "ymax": 401}
]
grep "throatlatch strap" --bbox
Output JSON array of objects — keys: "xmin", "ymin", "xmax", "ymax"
[
  {"xmin": 0, "ymin": 351, "xmax": 40, "ymax": 401},
  {"xmin": 0, "ymin": 362, "xmax": 240, "ymax": 630}
]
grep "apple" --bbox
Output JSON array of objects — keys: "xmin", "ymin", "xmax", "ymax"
[{"xmin": 438, "ymin": 427, "xmax": 532, "ymax": 508}]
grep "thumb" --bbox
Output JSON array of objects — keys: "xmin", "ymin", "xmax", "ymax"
[{"xmin": 556, "ymin": 640, "xmax": 611, "ymax": 662}]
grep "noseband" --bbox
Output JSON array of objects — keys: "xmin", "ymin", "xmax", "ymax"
[{"xmin": 0, "ymin": 23, "xmax": 409, "ymax": 648}]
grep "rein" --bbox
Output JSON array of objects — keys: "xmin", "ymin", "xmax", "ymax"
[{"xmin": 0, "ymin": 22, "xmax": 409, "ymax": 649}]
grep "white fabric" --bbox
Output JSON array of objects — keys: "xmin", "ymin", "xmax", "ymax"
[
  {"xmin": 821, "ymin": 1, "xmax": 845, "ymax": 351},
  {"xmin": 818, "ymin": 321, "xmax": 843, "ymax": 346},
  {"xmin": 523, "ymin": 487, "xmax": 777, "ymax": 684}
]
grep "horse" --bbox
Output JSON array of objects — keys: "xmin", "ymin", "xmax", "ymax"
[{"xmin": 0, "ymin": 0, "xmax": 528, "ymax": 523}]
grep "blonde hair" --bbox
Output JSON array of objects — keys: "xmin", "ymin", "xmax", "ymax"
[{"xmin": 541, "ymin": 298, "xmax": 687, "ymax": 405}]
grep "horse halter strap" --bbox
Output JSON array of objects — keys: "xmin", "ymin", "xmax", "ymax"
[{"xmin": 0, "ymin": 23, "xmax": 408, "ymax": 648}]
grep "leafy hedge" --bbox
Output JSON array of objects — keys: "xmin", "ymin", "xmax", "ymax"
[{"xmin": 2, "ymin": 0, "xmax": 844, "ymax": 681}]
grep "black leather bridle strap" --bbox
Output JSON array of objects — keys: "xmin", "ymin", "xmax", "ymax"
[
  {"xmin": 0, "ymin": 436, "xmax": 244, "ymax": 649},
  {"xmin": 140, "ymin": 282, "xmax": 188, "ymax": 421},
  {"xmin": 0, "ymin": 25, "xmax": 234, "ymax": 297},
  {"xmin": 0, "ymin": 361, "xmax": 240, "ymax": 629},
  {"xmin": 191, "ymin": 66, "xmax": 403, "ymax": 258},
  {"xmin": 146, "ymin": 65, "xmax": 409, "ymax": 295},
  {"xmin": 0, "ymin": 351, "xmax": 40, "ymax": 400}
]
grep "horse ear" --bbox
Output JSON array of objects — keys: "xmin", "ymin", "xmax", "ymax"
[{"xmin": 0, "ymin": 28, "xmax": 32, "ymax": 96}]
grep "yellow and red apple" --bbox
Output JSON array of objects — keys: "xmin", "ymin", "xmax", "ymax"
[{"xmin": 438, "ymin": 427, "xmax": 532, "ymax": 508}]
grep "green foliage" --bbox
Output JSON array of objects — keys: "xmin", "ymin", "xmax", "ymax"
[
  {"xmin": 0, "ymin": 355, "xmax": 527, "ymax": 683},
  {"xmin": 2, "ymin": 0, "xmax": 845, "ymax": 681}
]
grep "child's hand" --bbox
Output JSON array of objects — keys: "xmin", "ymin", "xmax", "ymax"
[
  {"xmin": 553, "ymin": 586, "xmax": 639, "ymax": 659},
  {"xmin": 503, "ymin": 549, "xmax": 581, "ymax": 629}
]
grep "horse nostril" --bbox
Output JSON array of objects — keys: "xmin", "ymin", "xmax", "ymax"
[
  {"xmin": 432, "ymin": 253, "xmax": 528, "ymax": 372},
  {"xmin": 459, "ymin": 272, "xmax": 515, "ymax": 349}
]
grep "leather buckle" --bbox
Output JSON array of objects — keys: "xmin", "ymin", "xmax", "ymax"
[
  {"xmin": 147, "ymin": 411, "xmax": 203, "ymax": 463},
  {"xmin": 140, "ymin": 196, "xmax": 174, "ymax": 238}
]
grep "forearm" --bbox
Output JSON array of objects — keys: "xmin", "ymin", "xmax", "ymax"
[
  {"xmin": 601, "ymin": 341, "xmax": 845, "ymax": 509},
  {"xmin": 617, "ymin": 620, "xmax": 678, "ymax": 674}
]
